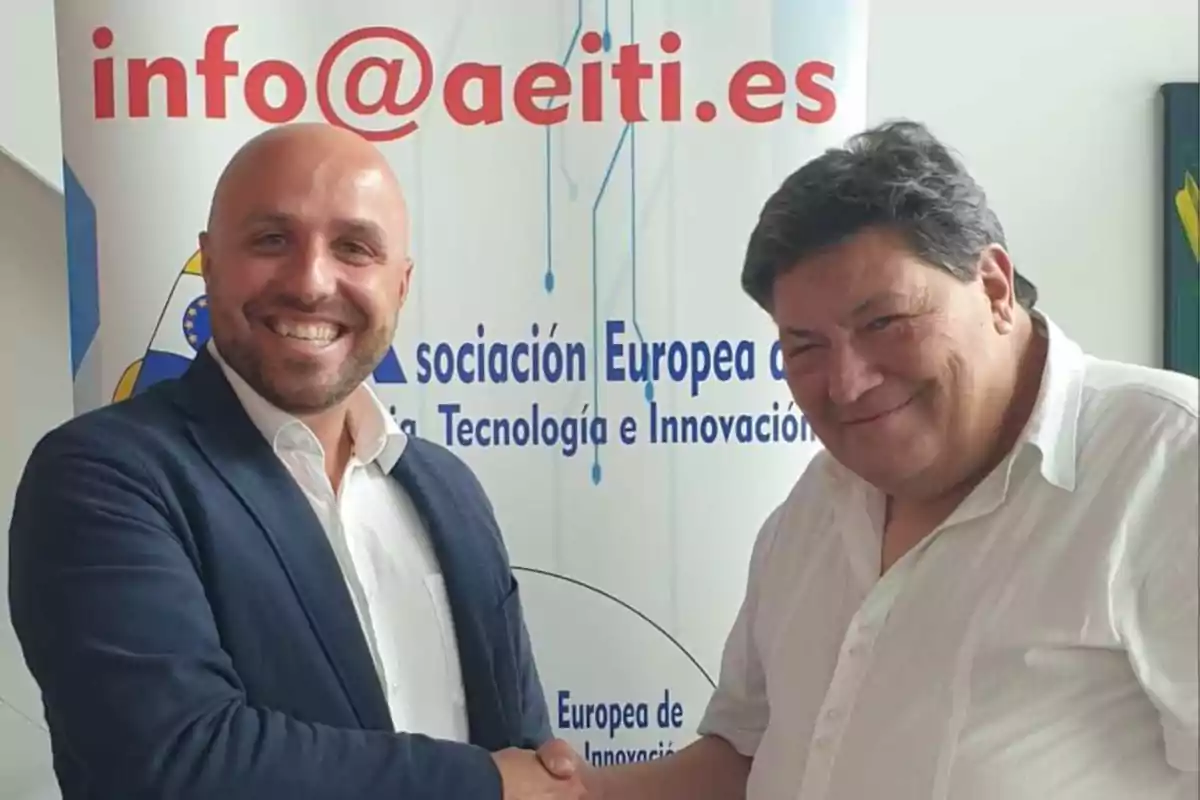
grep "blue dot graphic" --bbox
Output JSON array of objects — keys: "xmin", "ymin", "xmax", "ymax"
[
  {"xmin": 602, "ymin": 30, "xmax": 612, "ymax": 52},
  {"xmin": 182, "ymin": 295, "xmax": 211, "ymax": 353},
  {"xmin": 591, "ymin": 461, "xmax": 602, "ymax": 485},
  {"xmin": 644, "ymin": 381, "xmax": 655, "ymax": 402},
  {"xmin": 544, "ymin": 270, "xmax": 556, "ymax": 293}
]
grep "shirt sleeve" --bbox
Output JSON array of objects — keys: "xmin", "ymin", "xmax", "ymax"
[
  {"xmin": 1117, "ymin": 413, "xmax": 1199, "ymax": 773},
  {"xmin": 696, "ymin": 503, "xmax": 786, "ymax": 758}
]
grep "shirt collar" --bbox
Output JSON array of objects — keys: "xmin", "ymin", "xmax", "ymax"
[
  {"xmin": 206, "ymin": 339, "xmax": 407, "ymax": 471},
  {"xmin": 1019, "ymin": 311, "xmax": 1084, "ymax": 492}
]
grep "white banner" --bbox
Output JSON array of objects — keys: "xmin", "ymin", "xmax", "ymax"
[{"xmin": 54, "ymin": 0, "xmax": 867, "ymax": 765}]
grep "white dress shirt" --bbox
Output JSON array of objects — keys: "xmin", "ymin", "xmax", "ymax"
[
  {"xmin": 699, "ymin": 314, "xmax": 1199, "ymax": 799},
  {"xmin": 208, "ymin": 341, "xmax": 469, "ymax": 741}
]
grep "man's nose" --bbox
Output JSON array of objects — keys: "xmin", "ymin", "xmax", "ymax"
[
  {"xmin": 283, "ymin": 243, "xmax": 338, "ymax": 302},
  {"xmin": 827, "ymin": 343, "xmax": 883, "ymax": 406}
]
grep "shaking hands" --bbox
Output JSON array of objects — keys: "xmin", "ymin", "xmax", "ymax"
[{"xmin": 492, "ymin": 738, "xmax": 598, "ymax": 800}]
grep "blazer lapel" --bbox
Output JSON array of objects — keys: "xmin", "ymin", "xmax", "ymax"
[
  {"xmin": 390, "ymin": 447, "xmax": 510, "ymax": 748},
  {"xmin": 173, "ymin": 350, "xmax": 392, "ymax": 731}
]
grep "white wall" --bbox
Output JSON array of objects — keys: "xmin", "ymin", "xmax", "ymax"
[
  {"xmin": 1, "ymin": 12, "xmax": 73, "ymax": 800},
  {"xmin": 0, "ymin": 153, "xmax": 72, "ymax": 799},
  {"xmin": 0, "ymin": 1, "xmax": 1197, "ymax": 797},
  {"xmin": 866, "ymin": 0, "xmax": 1199, "ymax": 368},
  {"xmin": 0, "ymin": 3, "xmax": 62, "ymax": 189}
]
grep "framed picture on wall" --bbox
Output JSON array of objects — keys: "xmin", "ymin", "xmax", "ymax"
[{"xmin": 1160, "ymin": 82, "xmax": 1199, "ymax": 378}]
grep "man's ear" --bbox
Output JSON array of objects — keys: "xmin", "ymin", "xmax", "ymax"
[
  {"xmin": 398, "ymin": 257, "xmax": 414, "ymax": 307},
  {"xmin": 977, "ymin": 244, "xmax": 1017, "ymax": 333},
  {"xmin": 197, "ymin": 231, "xmax": 211, "ymax": 290}
]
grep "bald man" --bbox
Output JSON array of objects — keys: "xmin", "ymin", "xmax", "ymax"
[{"xmin": 8, "ymin": 123, "xmax": 583, "ymax": 800}]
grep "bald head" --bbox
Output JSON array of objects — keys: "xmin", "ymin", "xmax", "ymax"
[
  {"xmin": 198, "ymin": 122, "xmax": 414, "ymax": 416},
  {"xmin": 207, "ymin": 122, "xmax": 408, "ymax": 241}
]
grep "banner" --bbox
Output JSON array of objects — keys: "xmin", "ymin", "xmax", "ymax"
[{"xmin": 54, "ymin": 0, "xmax": 867, "ymax": 765}]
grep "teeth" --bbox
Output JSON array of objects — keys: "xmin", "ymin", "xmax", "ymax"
[{"xmin": 269, "ymin": 320, "xmax": 339, "ymax": 342}]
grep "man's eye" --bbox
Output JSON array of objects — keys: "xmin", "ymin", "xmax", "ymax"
[
  {"xmin": 333, "ymin": 238, "xmax": 381, "ymax": 260},
  {"xmin": 865, "ymin": 315, "xmax": 900, "ymax": 332},
  {"xmin": 253, "ymin": 233, "xmax": 286, "ymax": 248}
]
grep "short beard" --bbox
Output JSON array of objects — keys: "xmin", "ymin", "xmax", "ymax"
[{"xmin": 215, "ymin": 328, "xmax": 391, "ymax": 416}]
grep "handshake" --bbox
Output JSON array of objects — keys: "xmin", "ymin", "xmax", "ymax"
[{"xmin": 491, "ymin": 738, "xmax": 601, "ymax": 800}]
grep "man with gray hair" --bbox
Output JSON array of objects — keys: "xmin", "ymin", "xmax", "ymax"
[{"xmin": 537, "ymin": 120, "xmax": 1199, "ymax": 799}]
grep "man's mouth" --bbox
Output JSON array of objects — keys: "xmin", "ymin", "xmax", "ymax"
[
  {"xmin": 262, "ymin": 318, "xmax": 345, "ymax": 344},
  {"xmin": 842, "ymin": 395, "xmax": 915, "ymax": 426}
]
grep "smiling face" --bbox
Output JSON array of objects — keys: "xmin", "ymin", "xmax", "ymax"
[
  {"xmin": 772, "ymin": 226, "xmax": 1016, "ymax": 494},
  {"xmin": 199, "ymin": 126, "xmax": 411, "ymax": 415}
]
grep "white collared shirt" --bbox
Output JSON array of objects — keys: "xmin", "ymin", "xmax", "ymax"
[
  {"xmin": 699, "ymin": 315, "xmax": 1199, "ymax": 799},
  {"xmin": 207, "ymin": 341, "xmax": 468, "ymax": 741}
]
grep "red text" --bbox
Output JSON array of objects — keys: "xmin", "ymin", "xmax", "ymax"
[{"xmin": 91, "ymin": 25, "xmax": 839, "ymax": 141}]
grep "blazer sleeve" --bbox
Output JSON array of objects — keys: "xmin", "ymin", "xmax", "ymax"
[
  {"xmin": 459, "ymin": 456, "xmax": 554, "ymax": 749},
  {"xmin": 507, "ymin": 572, "xmax": 555, "ymax": 749},
  {"xmin": 7, "ymin": 425, "xmax": 505, "ymax": 800}
]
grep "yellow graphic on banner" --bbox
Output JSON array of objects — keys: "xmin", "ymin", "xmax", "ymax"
[
  {"xmin": 113, "ymin": 251, "xmax": 208, "ymax": 403},
  {"xmin": 1175, "ymin": 170, "xmax": 1199, "ymax": 262}
]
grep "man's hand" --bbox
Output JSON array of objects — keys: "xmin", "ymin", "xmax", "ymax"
[
  {"xmin": 536, "ymin": 739, "xmax": 605, "ymax": 799},
  {"xmin": 537, "ymin": 735, "xmax": 751, "ymax": 800},
  {"xmin": 492, "ymin": 746, "xmax": 589, "ymax": 799}
]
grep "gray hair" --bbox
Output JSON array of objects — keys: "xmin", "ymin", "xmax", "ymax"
[{"xmin": 741, "ymin": 119, "xmax": 1037, "ymax": 312}]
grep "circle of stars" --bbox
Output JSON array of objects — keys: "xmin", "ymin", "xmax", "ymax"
[{"xmin": 183, "ymin": 295, "xmax": 211, "ymax": 352}]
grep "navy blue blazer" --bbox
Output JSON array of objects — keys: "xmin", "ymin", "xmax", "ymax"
[{"xmin": 7, "ymin": 348, "xmax": 552, "ymax": 799}]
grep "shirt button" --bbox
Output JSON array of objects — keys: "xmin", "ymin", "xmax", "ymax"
[
  {"xmin": 813, "ymin": 735, "xmax": 832, "ymax": 749},
  {"xmin": 825, "ymin": 708, "xmax": 842, "ymax": 721}
]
